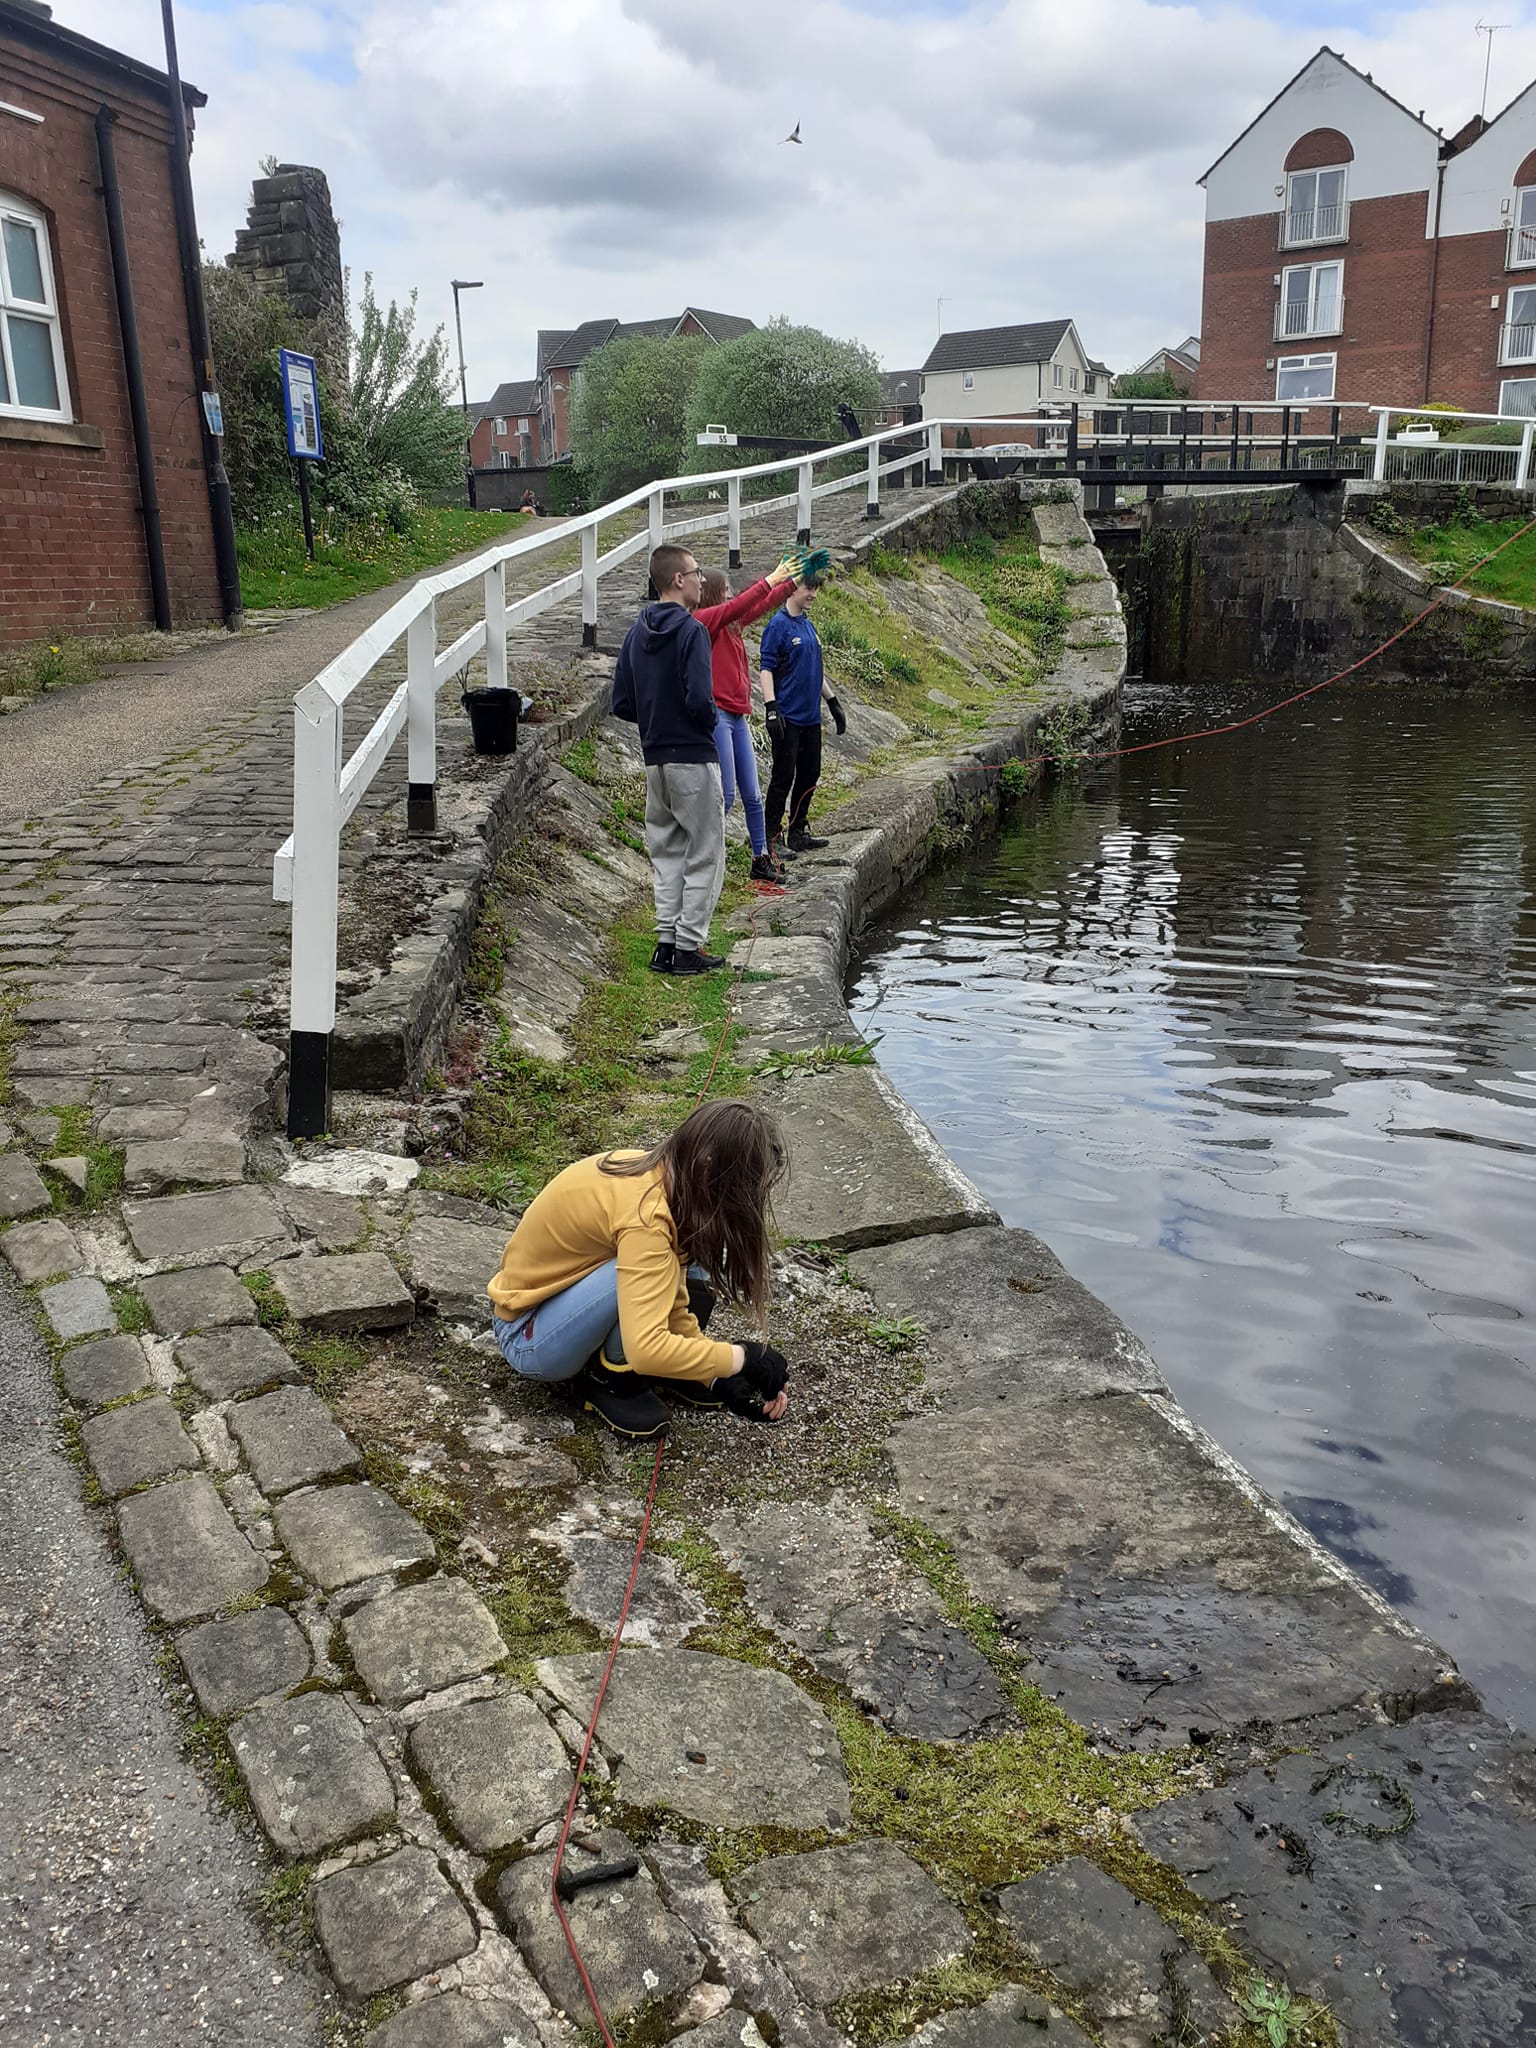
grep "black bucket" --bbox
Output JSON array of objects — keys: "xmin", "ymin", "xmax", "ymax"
[{"xmin": 461, "ymin": 687, "xmax": 519, "ymax": 755}]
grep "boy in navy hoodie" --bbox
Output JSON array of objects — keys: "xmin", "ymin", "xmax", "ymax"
[{"xmin": 612, "ymin": 543, "xmax": 726, "ymax": 975}]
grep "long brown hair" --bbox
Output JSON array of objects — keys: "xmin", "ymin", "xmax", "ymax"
[
  {"xmin": 600, "ymin": 1099, "xmax": 785, "ymax": 1315},
  {"xmin": 699, "ymin": 567, "xmax": 729, "ymax": 608}
]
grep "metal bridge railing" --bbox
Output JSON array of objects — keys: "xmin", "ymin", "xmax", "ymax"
[{"xmin": 1369, "ymin": 404, "xmax": 1535, "ymax": 490}]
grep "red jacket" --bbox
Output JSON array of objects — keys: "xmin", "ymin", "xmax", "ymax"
[{"xmin": 693, "ymin": 578, "xmax": 785, "ymax": 717}]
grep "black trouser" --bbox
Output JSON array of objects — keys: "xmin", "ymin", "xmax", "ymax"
[{"xmin": 765, "ymin": 718, "xmax": 822, "ymax": 843}]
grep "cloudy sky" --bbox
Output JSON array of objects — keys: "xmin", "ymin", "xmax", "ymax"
[{"xmin": 64, "ymin": 1, "xmax": 1536, "ymax": 394}]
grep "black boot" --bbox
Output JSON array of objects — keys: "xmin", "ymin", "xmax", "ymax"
[
  {"xmin": 749, "ymin": 852, "xmax": 786, "ymax": 884},
  {"xmin": 579, "ymin": 1357, "xmax": 671, "ymax": 1438},
  {"xmin": 787, "ymin": 826, "xmax": 828, "ymax": 852},
  {"xmin": 670, "ymin": 946, "xmax": 725, "ymax": 975},
  {"xmin": 648, "ymin": 941, "xmax": 675, "ymax": 974}
]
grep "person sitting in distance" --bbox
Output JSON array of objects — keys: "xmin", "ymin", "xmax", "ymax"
[{"xmin": 486, "ymin": 1100, "xmax": 792, "ymax": 1439}]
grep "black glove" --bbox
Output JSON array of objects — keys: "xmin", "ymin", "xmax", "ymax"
[
  {"xmin": 739, "ymin": 1339, "xmax": 789, "ymax": 1399},
  {"xmin": 826, "ymin": 694, "xmax": 847, "ymax": 736},
  {"xmin": 765, "ymin": 703, "xmax": 785, "ymax": 743},
  {"xmin": 715, "ymin": 1374, "xmax": 778, "ymax": 1423}
]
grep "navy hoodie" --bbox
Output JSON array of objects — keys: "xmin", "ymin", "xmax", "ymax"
[{"xmin": 612, "ymin": 602, "xmax": 717, "ymax": 766}]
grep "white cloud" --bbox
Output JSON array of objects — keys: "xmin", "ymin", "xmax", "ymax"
[{"xmin": 48, "ymin": 0, "xmax": 1536, "ymax": 394}]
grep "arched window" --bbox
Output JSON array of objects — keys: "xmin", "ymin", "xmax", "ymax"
[
  {"xmin": 0, "ymin": 193, "xmax": 69, "ymax": 421},
  {"xmin": 1510, "ymin": 150, "xmax": 1536, "ymax": 268},
  {"xmin": 1281, "ymin": 131, "xmax": 1352, "ymax": 250}
]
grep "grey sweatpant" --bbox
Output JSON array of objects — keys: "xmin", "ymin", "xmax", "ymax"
[{"xmin": 645, "ymin": 760, "xmax": 726, "ymax": 951}]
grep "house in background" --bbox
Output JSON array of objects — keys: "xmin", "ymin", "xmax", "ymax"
[
  {"xmin": 1199, "ymin": 46, "xmax": 1536, "ymax": 415},
  {"xmin": 1129, "ymin": 336, "xmax": 1201, "ymax": 393},
  {"xmin": 919, "ymin": 320, "xmax": 1106, "ymax": 443},
  {"xmin": 536, "ymin": 307, "xmax": 754, "ymax": 460},
  {"xmin": 874, "ymin": 367, "xmax": 922, "ymax": 427},
  {"xmin": 469, "ymin": 378, "xmax": 540, "ymax": 469},
  {"xmin": 0, "ymin": 0, "xmax": 221, "ymax": 642}
]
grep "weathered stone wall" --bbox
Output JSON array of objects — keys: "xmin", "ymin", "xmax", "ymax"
[
  {"xmin": 230, "ymin": 164, "xmax": 347, "ymax": 386},
  {"xmin": 1126, "ymin": 481, "xmax": 1536, "ymax": 688}
]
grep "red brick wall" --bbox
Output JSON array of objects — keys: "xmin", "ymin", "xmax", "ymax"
[
  {"xmin": 1427, "ymin": 226, "xmax": 1524, "ymax": 410},
  {"xmin": 0, "ymin": 29, "xmax": 220, "ymax": 644},
  {"xmin": 1199, "ymin": 193, "xmax": 1433, "ymax": 413}
]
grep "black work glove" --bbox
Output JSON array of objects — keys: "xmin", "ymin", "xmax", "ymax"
[
  {"xmin": 764, "ymin": 703, "xmax": 785, "ymax": 743},
  {"xmin": 715, "ymin": 1374, "xmax": 777, "ymax": 1423},
  {"xmin": 739, "ymin": 1339, "xmax": 789, "ymax": 1399},
  {"xmin": 826, "ymin": 694, "xmax": 847, "ymax": 736}
]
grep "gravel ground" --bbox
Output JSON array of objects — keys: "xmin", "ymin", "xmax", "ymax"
[{"xmin": 0, "ymin": 1268, "xmax": 328, "ymax": 2047}]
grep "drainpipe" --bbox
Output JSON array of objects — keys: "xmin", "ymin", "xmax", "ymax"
[
  {"xmin": 1421, "ymin": 153, "xmax": 1448, "ymax": 403},
  {"xmin": 94, "ymin": 106, "xmax": 172, "ymax": 633},
  {"xmin": 160, "ymin": 0, "xmax": 243, "ymax": 629}
]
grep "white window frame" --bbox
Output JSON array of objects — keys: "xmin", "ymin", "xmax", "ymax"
[
  {"xmin": 1275, "ymin": 351, "xmax": 1336, "ymax": 402},
  {"xmin": 517, "ymin": 415, "xmax": 529, "ymax": 433},
  {"xmin": 1510, "ymin": 187, "xmax": 1536, "ymax": 268},
  {"xmin": 962, "ymin": 369, "xmax": 974, "ymax": 390},
  {"xmin": 1501, "ymin": 284, "xmax": 1536, "ymax": 364},
  {"xmin": 1278, "ymin": 260, "xmax": 1343, "ymax": 340},
  {"xmin": 1282, "ymin": 163, "xmax": 1349, "ymax": 248},
  {"xmin": 494, "ymin": 415, "xmax": 507, "ymax": 435},
  {"xmin": 1052, "ymin": 361, "xmax": 1063, "ymax": 387},
  {"xmin": 1498, "ymin": 375, "xmax": 1536, "ymax": 416},
  {"xmin": 1068, "ymin": 366, "xmax": 1078, "ymax": 390},
  {"xmin": 0, "ymin": 192, "xmax": 70, "ymax": 423}
]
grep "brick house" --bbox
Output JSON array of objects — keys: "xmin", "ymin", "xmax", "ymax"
[
  {"xmin": 875, "ymin": 368, "xmax": 922, "ymax": 428},
  {"xmin": 535, "ymin": 307, "xmax": 754, "ymax": 460},
  {"xmin": 1199, "ymin": 46, "xmax": 1536, "ymax": 417},
  {"xmin": 919, "ymin": 320, "xmax": 1109, "ymax": 446},
  {"xmin": 0, "ymin": 0, "xmax": 221, "ymax": 643},
  {"xmin": 468, "ymin": 378, "xmax": 540, "ymax": 470},
  {"xmin": 1129, "ymin": 337, "xmax": 1201, "ymax": 394}
]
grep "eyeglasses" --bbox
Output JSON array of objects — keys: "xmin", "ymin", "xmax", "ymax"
[{"xmin": 681, "ymin": 565, "xmax": 704, "ymax": 580}]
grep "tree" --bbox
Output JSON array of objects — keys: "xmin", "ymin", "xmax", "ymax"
[
  {"xmin": 337, "ymin": 275, "xmax": 464, "ymax": 504},
  {"xmin": 684, "ymin": 319, "xmax": 883, "ymax": 468},
  {"xmin": 569, "ymin": 332, "xmax": 710, "ymax": 501},
  {"xmin": 203, "ymin": 259, "xmax": 311, "ymax": 523},
  {"xmin": 1111, "ymin": 369, "xmax": 1180, "ymax": 401}
]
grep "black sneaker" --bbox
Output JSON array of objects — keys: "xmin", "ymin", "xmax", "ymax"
[
  {"xmin": 749, "ymin": 853, "xmax": 786, "ymax": 884},
  {"xmin": 786, "ymin": 827, "xmax": 829, "ymax": 852},
  {"xmin": 773, "ymin": 842, "xmax": 798, "ymax": 860},
  {"xmin": 579, "ymin": 1359, "xmax": 671, "ymax": 1439},
  {"xmin": 650, "ymin": 1376, "xmax": 725, "ymax": 1409},
  {"xmin": 670, "ymin": 947, "xmax": 726, "ymax": 975},
  {"xmin": 648, "ymin": 941, "xmax": 676, "ymax": 974}
]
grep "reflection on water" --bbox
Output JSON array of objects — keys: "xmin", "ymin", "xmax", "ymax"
[{"xmin": 850, "ymin": 678, "xmax": 1536, "ymax": 1724}]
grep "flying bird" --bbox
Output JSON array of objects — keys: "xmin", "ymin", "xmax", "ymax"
[{"xmin": 782, "ymin": 121, "xmax": 802, "ymax": 144}]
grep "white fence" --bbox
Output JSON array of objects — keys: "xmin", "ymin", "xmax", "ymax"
[
  {"xmin": 276, "ymin": 413, "xmax": 1051, "ymax": 1135},
  {"xmin": 1369, "ymin": 403, "xmax": 1534, "ymax": 488}
]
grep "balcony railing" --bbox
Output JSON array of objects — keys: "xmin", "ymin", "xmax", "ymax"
[
  {"xmin": 1508, "ymin": 222, "xmax": 1536, "ymax": 269},
  {"xmin": 1274, "ymin": 295, "xmax": 1344, "ymax": 341},
  {"xmin": 1499, "ymin": 321, "xmax": 1536, "ymax": 365},
  {"xmin": 1279, "ymin": 201, "xmax": 1348, "ymax": 249}
]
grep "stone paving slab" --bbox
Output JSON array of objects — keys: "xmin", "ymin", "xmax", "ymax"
[
  {"xmin": 140, "ymin": 1263, "xmax": 257, "ymax": 1336},
  {"xmin": 82, "ymin": 1395, "xmax": 201, "ymax": 1497},
  {"xmin": 538, "ymin": 1648, "xmax": 850, "ymax": 1830},
  {"xmin": 117, "ymin": 1474, "xmax": 268, "ymax": 1622},
  {"xmin": 58, "ymin": 1333, "xmax": 153, "ymax": 1409},
  {"xmin": 40, "ymin": 1275, "xmax": 116, "ymax": 1342},
  {"xmin": 343, "ymin": 1576, "xmax": 506, "ymax": 1706},
  {"xmin": 407, "ymin": 1691, "xmax": 573, "ymax": 1853},
  {"xmin": 225, "ymin": 1384, "xmax": 362, "ymax": 1494},
  {"xmin": 0, "ymin": 1151, "xmax": 55, "ymax": 1220},
  {"xmin": 229, "ymin": 1692, "xmax": 396, "ymax": 1858},
  {"xmin": 122, "ymin": 1185, "xmax": 292, "ymax": 1270},
  {"xmin": 0, "ymin": 1214, "xmax": 84, "ymax": 1284},
  {"xmin": 177, "ymin": 1606, "xmax": 312, "ymax": 1718},
  {"xmin": 273, "ymin": 1482, "xmax": 435, "ymax": 1590},
  {"xmin": 275, "ymin": 1185, "xmax": 367, "ymax": 1251},
  {"xmin": 403, "ymin": 1213, "xmax": 511, "ymax": 1322},
  {"xmin": 765, "ymin": 1063, "xmax": 997, "ymax": 1250},
  {"xmin": 313, "ymin": 1845, "xmax": 478, "ymax": 2001},
  {"xmin": 271, "ymin": 1250, "xmax": 415, "ymax": 1331},
  {"xmin": 372, "ymin": 1996, "xmax": 537, "ymax": 2048},
  {"xmin": 175, "ymin": 1325, "xmax": 301, "ymax": 1402},
  {"xmin": 911, "ymin": 1988, "xmax": 1095, "ymax": 2048},
  {"xmin": 123, "ymin": 1136, "xmax": 246, "ymax": 1194},
  {"xmin": 496, "ymin": 1828, "xmax": 706, "ymax": 2021},
  {"xmin": 735, "ymin": 1840, "xmax": 970, "ymax": 2007}
]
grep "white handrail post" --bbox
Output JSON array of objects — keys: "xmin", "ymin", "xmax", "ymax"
[
  {"xmin": 483, "ymin": 561, "xmax": 508, "ymax": 690},
  {"xmin": 866, "ymin": 436, "xmax": 880, "ymax": 520},
  {"xmin": 1373, "ymin": 409, "xmax": 1390, "ymax": 482},
  {"xmin": 727, "ymin": 474, "xmax": 742, "ymax": 568},
  {"xmin": 287, "ymin": 683, "xmax": 342, "ymax": 1139},
  {"xmin": 927, "ymin": 420, "xmax": 943, "ymax": 482},
  {"xmin": 797, "ymin": 460, "xmax": 813, "ymax": 544},
  {"xmin": 1517, "ymin": 421, "xmax": 1534, "ymax": 492},
  {"xmin": 646, "ymin": 487, "xmax": 664, "ymax": 596},
  {"xmin": 581, "ymin": 521, "xmax": 599, "ymax": 647},
  {"xmin": 406, "ymin": 595, "xmax": 438, "ymax": 835}
]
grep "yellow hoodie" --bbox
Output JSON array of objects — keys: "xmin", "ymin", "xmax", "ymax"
[{"xmin": 487, "ymin": 1152, "xmax": 735, "ymax": 1383}]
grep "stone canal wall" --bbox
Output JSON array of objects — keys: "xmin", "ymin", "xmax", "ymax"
[{"xmin": 1125, "ymin": 479, "xmax": 1536, "ymax": 688}]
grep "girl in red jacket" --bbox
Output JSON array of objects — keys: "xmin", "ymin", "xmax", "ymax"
[{"xmin": 696, "ymin": 553, "xmax": 804, "ymax": 883}]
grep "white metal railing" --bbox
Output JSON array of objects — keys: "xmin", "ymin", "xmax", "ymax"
[
  {"xmin": 1509, "ymin": 221, "xmax": 1536, "ymax": 269},
  {"xmin": 1369, "ymin": 403, "xmax": 1535, "ymax": 488},
  {"xmin": 1500, "ymin": 321, "xmax": 1536, "ymax": 365},
  {"xmin": 275, "ymin": 411, "xmax": 1054, "ymax": 1134},
  {"xmin": 1280, "ymin": 201, "xmax": 1349, "ymax": 249},
  {"xmin": 1275, "ymin": 295, "xmax": 1344, "ymax": 341}
]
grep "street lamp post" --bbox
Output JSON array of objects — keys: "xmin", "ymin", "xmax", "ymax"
[{"xmin": 451, "ymin": 278, "xmax": 483, "ymax": 508}]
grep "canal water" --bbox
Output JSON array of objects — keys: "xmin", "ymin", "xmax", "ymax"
[{"xmin": 849, "ymin": 677, "xmax": 1536, "ymax": 1726}]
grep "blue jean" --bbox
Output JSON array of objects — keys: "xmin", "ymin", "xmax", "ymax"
[
  {"xmin": 714, "ymin": 710, "xmax": 767, "ymax": 857},
  {"xmin": 493, "ymin": 1261, "xmax": 708, "ymax": 1382}
]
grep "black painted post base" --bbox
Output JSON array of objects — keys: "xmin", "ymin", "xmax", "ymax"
[
  {"xmin": 864, "ymin": 501, "xmax": 881, "ymax": 519},
  {"xmin": 582, "ymin": 622, "xmax": 596, "ymax": 648},
  {"xmin": 288, "ymin": 1029, "xmax": 331, "ymax": 1140},
  {"xmin": 728, "ymin": 547, "xmax": 741, "ymax": 569},
  {"xmin": 407, "ymin": 782, "xmax": 437, "ymax": 835},
  {"xmin": 796, "ymin": 526, "xmax": 811, "ymax": 546},
  {"xmin": 926, "ymin": 469, "xmax": 943, "ymax": 486}
]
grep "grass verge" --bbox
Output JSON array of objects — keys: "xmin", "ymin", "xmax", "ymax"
[{"xmin": 237, "ymin": 506, "xmax": 527, "ymax": 611}]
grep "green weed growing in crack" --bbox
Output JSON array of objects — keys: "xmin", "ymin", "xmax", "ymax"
[
  {"xmin": 1239, "ymin": 1974, "xmax": 1331, "ymax": 2048},
  {"xmin": 241, "ymin": 1269, "xmax": 285, "ymax": 1328},
  {"xmin": 758, "ymin": 1039, "xmax": 880, "ymax": 1078},
  {"xmin": 107, "ymin": 1282, "xmax": 151, "ymax": 1335},
  {"xmin": 866, "ymin": 1315, "xmax": 925, "ymax": 1353}
]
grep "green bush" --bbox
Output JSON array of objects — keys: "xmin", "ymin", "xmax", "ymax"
[
  {"xmin": 570, "ymin": 332, "xmax": 709, "ymax": 499},
  {"xmin": 684, "ymin": 319, "xmax": 883, "ymax": 469}
]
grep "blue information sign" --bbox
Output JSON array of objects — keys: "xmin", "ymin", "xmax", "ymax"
[{"xmin": 279, "ymin": 348, "xmax": 323, "ymax": 461}]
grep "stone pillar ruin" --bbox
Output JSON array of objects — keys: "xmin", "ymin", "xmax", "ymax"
[{"xmin": 229, "ymin": 165, "xmax": 347, "ymax": 385}]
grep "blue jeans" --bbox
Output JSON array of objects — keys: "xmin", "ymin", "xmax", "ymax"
[
  {"xmin": 493, "ymin": 1261, "xmax": 708, "ymax": 1382},
  {"xmin": 714, "ymin": 710, "xmax": 767, "ymax": 857}
]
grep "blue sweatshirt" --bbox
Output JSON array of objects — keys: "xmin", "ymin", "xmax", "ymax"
[{"xmin": 612, "ymin": 602, "xmax": 717, "ymax": 766}]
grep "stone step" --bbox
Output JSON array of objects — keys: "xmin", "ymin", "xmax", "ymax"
[{"xmin": 270, "ymin": 1250, "xmax": 414, "ymax": 1332}]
